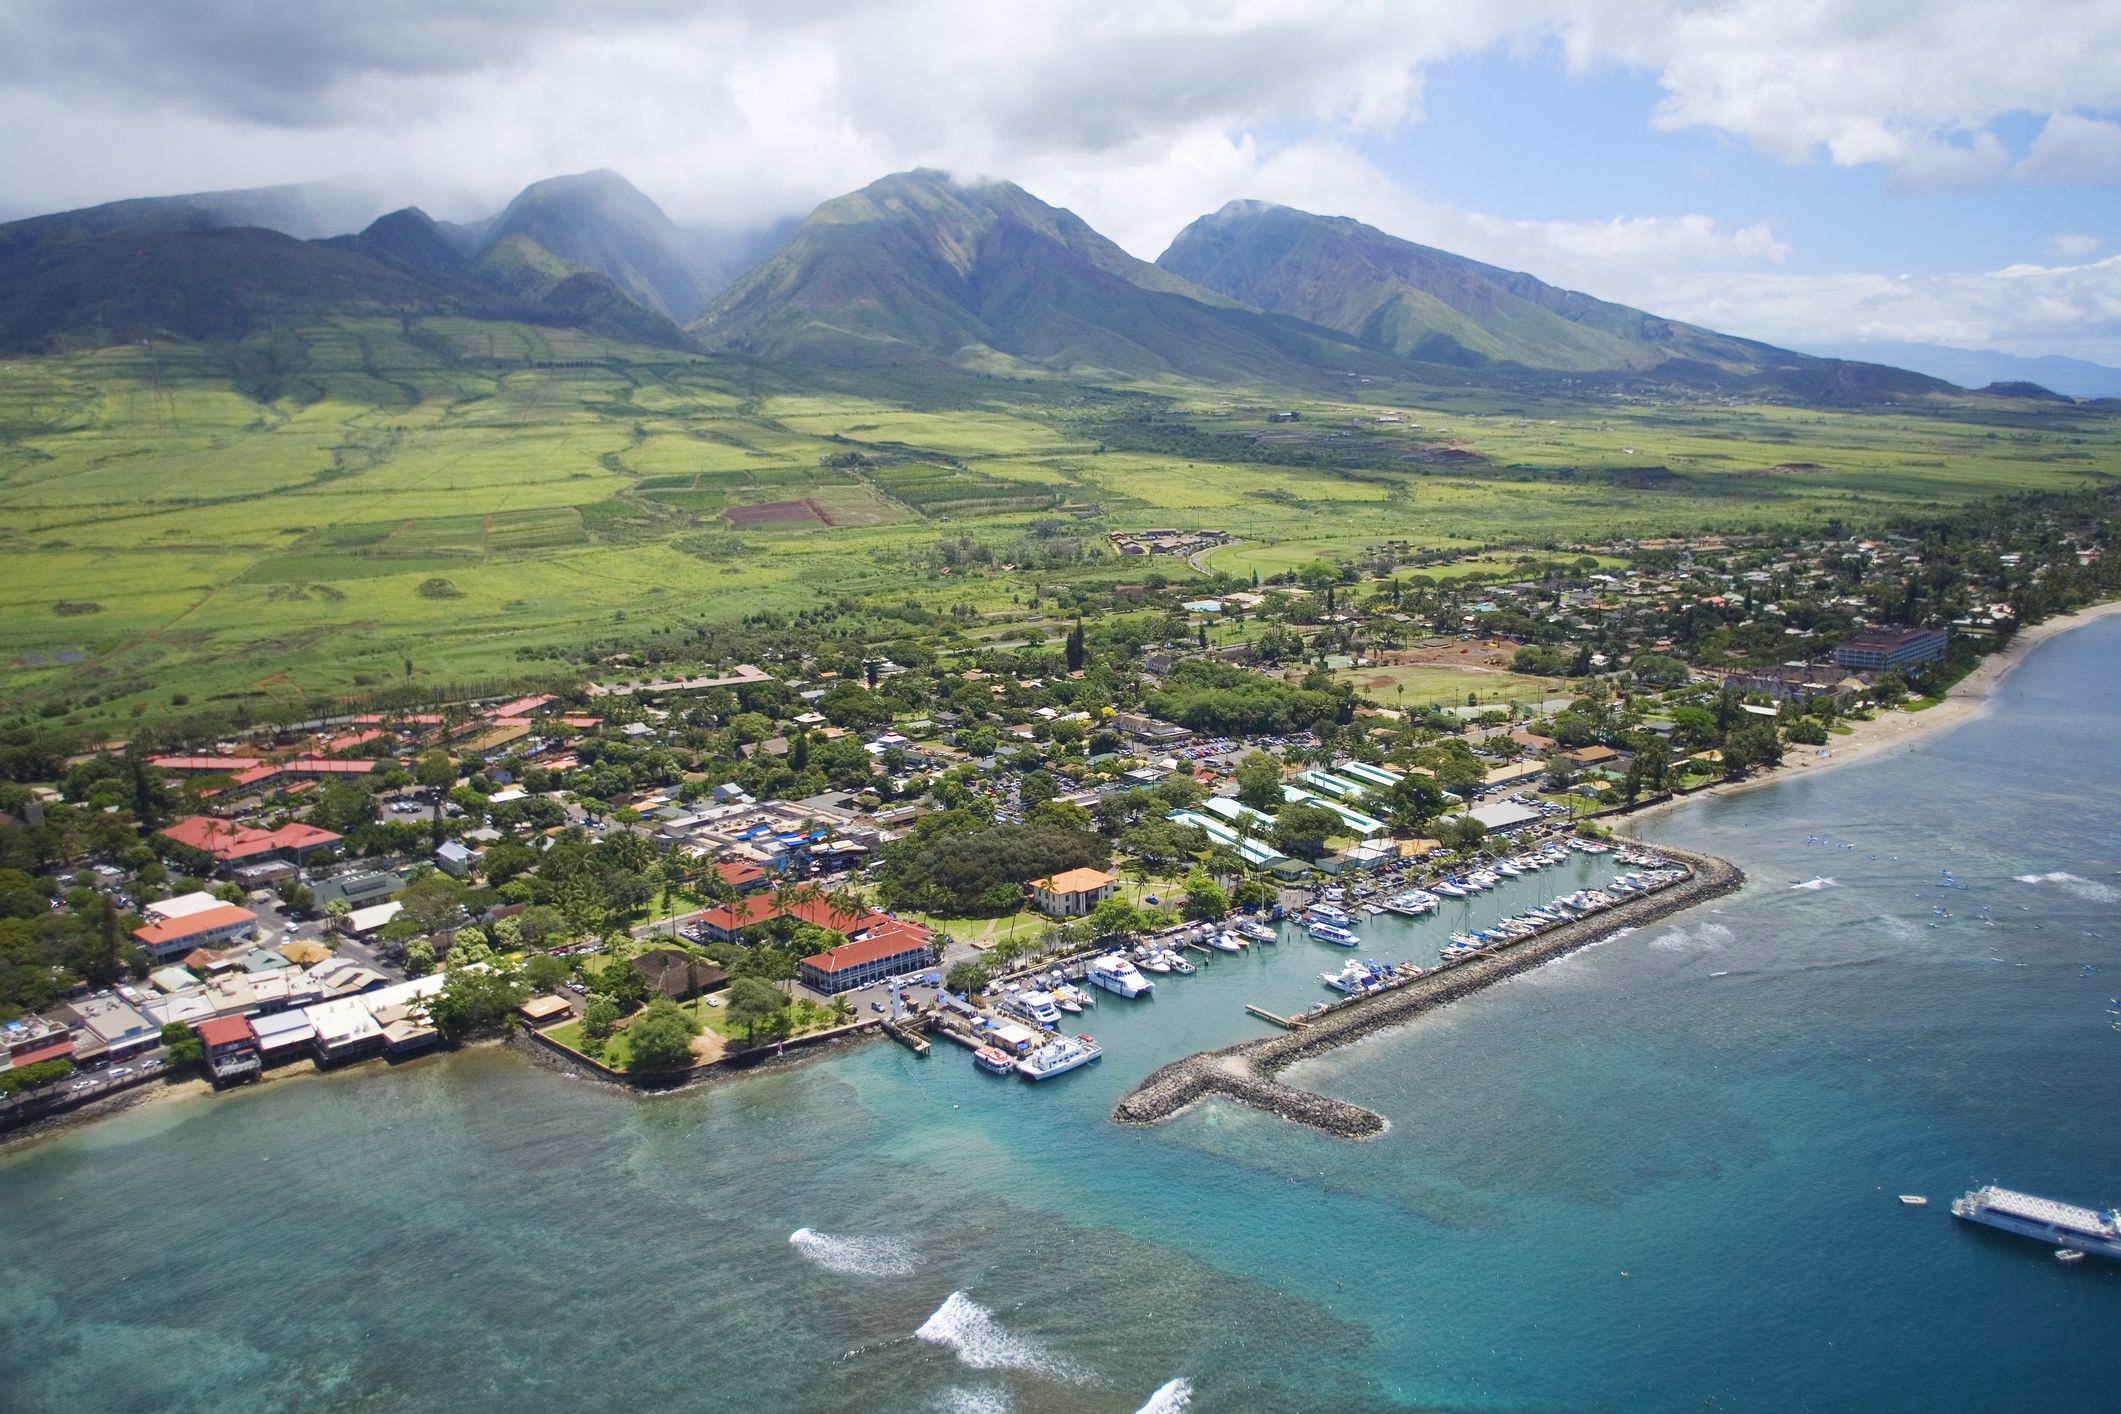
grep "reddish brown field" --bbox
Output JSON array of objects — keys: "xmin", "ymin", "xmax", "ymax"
[{"xmin": 724, "ymin": 498, "xmax": 827, "ymax": 527}]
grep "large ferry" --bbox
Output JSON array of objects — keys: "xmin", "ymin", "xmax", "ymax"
[
  {"xmin": 1017, "ymin": 1033, "xmax": 1102, "ymax": 1080},
  {"xmin": 1086, "ymin": 954, "xmax": 1155, "ymax": 998},
  {"xmin": 1950, "ymin": 1186, "xmax": 2121, "ymax": 1260}
]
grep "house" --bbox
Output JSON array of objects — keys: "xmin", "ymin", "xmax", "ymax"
[
  {"xmin": 194, "ymin": 1015, "xmax": 261, "ymax": 1085},
  {"xmin": 797, "ymin": 922, "xmax": 935, "ymax": 995},
  {"xmin": 1833, "ymin": 625, "xmax": 1947, "ymax": 672},
  {"xmin": 1030, "ymin": 867, "xmax": 1118, "ymax": 918},
  {"xmin": 632, "ymin": 947, "xmax": 728, "ymax": 1001},
  {"xmin": 132, "ymin": 903, "xmax": 259, "ymax": 962},
  {"xmin": 713, "ymin": 858, "xmax": 769, "ymax": 892},
  {"xmin": 434, "ymin": 840, "xmax": 475, "ymax": 878},
  {"xmin": 1563, "ymin": 745, "xmax": 1622, "ymax": 770}
]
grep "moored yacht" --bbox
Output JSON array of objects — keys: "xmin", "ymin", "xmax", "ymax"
[
  {"xmin": 1087, "ymin": 954, "xmax": 1154, "ymax": 998},
  {"xmin": 1204, "ymin": 931, "xmax": 1241, "ymax": 954},
  {"xmin": 1321, "ymin": 960, "xmax": 1381, "ymax": 994},
  {"xmin": 1309, "ymin": 920, "xmax": 1361, "ymax": 946},
  {"xmin": 1234, "ymin": 917, "xmax": 1278, "ymax": 943}
]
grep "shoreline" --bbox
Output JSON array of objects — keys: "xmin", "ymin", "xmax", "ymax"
[{"xmin": 1622, "ymin": 599, "xmax": 2121, "ymax": 823}]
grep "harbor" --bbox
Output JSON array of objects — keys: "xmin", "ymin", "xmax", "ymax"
[{"xmin": 1113, "ymin": 840, "xmax": 1744, "ymax": 1135}]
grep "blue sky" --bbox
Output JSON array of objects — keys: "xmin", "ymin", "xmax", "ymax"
[{"xmin": 1, "ymin": 2, "xmax": 2117, "ymax": 361}]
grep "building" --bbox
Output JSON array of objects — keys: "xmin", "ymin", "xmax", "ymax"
[
  {"xmin": 159, "ymin": 816, "xmax": 342, "ymax": 870},
  {"xmin": 1030, "ymin": 867, "xmax": 1118, "ymax": 918},
  {"xmin": 194, "ymin": 1015, "xmax": 261, "ymax": 1085},
  {"xmin": 632, "ymin": 948, "xmax": 728, "ymax": 1001},
  {"xmin": 1466, "ymin": 801, "xmax": 1544, "ymax": 833},
  {"xmin": 434, "ymin": 840, "xmax": 475, "ymax": 877},
  {"xmin": 1833, "ymin": 625, "xmax": 1948, "ymax": 672},
  {"xmin": 132, "ymin": 903, "xmax": 259, "ymax": 962},
  {"xmin": 797, "ymin": 923, "xmax": 935, "ymax": 995},
  {"xmin": 65, "ymin": 994, "xmax": 158, "ymax": 1062}
]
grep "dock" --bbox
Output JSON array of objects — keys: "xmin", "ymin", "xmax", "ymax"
[
  {"xmin": 882, "ymin": 1018, "xmax": 931, "ymax": 1056},
  {"xmin": 1245, "ymin": 1004, "xmax": 1310, "ymax": 1030}
]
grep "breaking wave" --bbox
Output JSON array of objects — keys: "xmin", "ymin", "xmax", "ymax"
[
  {"xmin": 1136, "ymin": 1377, "xmax": 1194, "ymax": 1412},
  {"xmin": 916, "ymin": 1291, "xmax": 1091, "ymax": 1383},
  {"xmin": 787, "ymin": 1228, "xmax": 922, "ymax": 1277},
  {"xmin": 1649, "ymin": 921, "xmax": 1735, "ymax": 953},
  {"xmin": 2013, "ymin": 871, "xmax": 2120, "ymax": 904},
  {"xmin": 935, "ymin": 1387, "xmax": 1012, "ymax": 1414},
  {"xmin": 1791, "ymin": 877, "xmax": 1836, "ymax": 891}
]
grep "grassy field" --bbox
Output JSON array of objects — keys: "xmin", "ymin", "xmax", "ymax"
[
  {"xmin": 3, "ymin": 314, "xmax": 2116, "ymax": 725},
  {"xmin": 1334, "ymin": 661, "xmax": 1574, "ymax": 708}
]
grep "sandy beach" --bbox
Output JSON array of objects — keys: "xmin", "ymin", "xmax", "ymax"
[{"xmin": 1624, "ymin": 599, "xmax": 2121, "ymax": 822}]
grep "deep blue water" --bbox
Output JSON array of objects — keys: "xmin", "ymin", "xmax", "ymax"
[{"xmin": 2, "ymin": 620, "xmax": 2116, "ymax": 1413}]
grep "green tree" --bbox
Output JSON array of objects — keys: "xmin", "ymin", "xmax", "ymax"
[
  {"xmin": 582, "ymin": 994, "xmax": 620, "ymax": 1039},
  {"xmin": 625, "ymin": 997, "xmax": 702, "ymax": 1071},
  {"xmin": 1086, "ymin": 896, "xmax": 1142, "ymax": 939},
  {"xmin": 1180, "ymin": 872, "xmax": 1229, "ymax": 922},
  {"xmin": 946, "ymin": 961, "xmax": 991, "ymax": 995},
  {"xmin": 161, "ymin": 1020, "xmax": 205, "ymax": 1068},
  {"xmin": 426, "ymin": 961, "xmax": 531, "ymax": 1039},
  {"xmin": 1272, "ymin": 802, "xmax": 1342, "ymax": 860},
  {"xmin": 724, "ymin": 976, "xmax": 791, "ymax": 1045}
]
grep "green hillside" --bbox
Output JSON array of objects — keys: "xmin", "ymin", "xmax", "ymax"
[
  {"xmin": 1158, "ymin": 201, "xmax": 1950, "ymax": 400},
  {"xmin": 478, "ymin": 170, "xmax": 726, "ymax": 323},
  {"xmin": 690, "ymin": 170, "xmax": 1400, "ymax": 387}
]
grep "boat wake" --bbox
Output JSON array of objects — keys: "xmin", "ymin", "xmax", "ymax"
[
  {"xmin": 2012, "ymin": 871, "xmax": 2119, "ymax": 904},
  {"xmin": 1649, "ymin": 921, "xmax": 1734, "ymax": 953},
  {"xmin": 787, "ymin": 1228, "xmax": 922, "ymax": 1277},
  {"xmin": 916, "ymin": 1291, "xmax": 1092, "ymax": 1383},
  {"xmin": 1136, "ymin": 1377, "xmax": 1194, "ymax": 1412},
  {"xmin": 1791, "ymin": 876, "xmax": 1836, "ymax": 891},
  {"xmin": 935, "ymin": 1386, "xmax": 1013, "ymax": 1414}
]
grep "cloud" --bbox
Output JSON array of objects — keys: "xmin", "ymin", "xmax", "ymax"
[
  {"xmin": 2017, "ymin": 113, "xmax": 2121, "ymax": 183},
  {"xmin": 2048, "ymin": 233, "xmax": 2103, "ymax": 259},
  {"xmin": 1647, "ymin": 254, "xmax": 2121, "ymax": 365}
]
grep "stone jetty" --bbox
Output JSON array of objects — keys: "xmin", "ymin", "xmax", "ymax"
[{"xmin": 1112, "ymin": 840, "xmax": 1743, "ymax": 1137}]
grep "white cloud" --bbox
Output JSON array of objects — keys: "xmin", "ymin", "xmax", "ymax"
[
  {"xmin": 2048, "ymin": 233, "xmax": 2102, "ymax": 259},
  {"xmin": 2017, "ymin": 113, "xmax": 2121, "ymax": 183},
  {"xmin": 1649, "ymin": 254, "xmax": 2121, "ymax": 365}
]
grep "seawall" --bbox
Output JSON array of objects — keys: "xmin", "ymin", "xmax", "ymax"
[{"xmin": 1112, "ymin": 841, "xmax": 1744, "ymax": 1137}]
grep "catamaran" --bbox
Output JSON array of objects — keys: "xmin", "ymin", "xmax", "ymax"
[
  {"xmin": 1017, "ymin": 1033, "xmax": 1102, "ymax": 1080},
  {"xmin": 1309, "ymin": 920, "xmax": 1361, "ymax": 946}
]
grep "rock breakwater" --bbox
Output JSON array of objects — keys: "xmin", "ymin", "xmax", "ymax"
[{"xmin": 1113, "ymin": 840, "xmax": 1743, "ymax": 1137}]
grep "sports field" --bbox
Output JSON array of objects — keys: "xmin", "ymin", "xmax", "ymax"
[{"xmin": 2, "ymin": 313, "xmax": 2114, "ymax": 725}]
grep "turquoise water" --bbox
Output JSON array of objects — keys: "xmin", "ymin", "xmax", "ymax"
[{"xmin": 4, "ymin": 622, "xmax": 2118, "ymax": 1413}]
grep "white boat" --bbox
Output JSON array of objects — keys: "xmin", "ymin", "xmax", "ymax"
[
  {"xmin": 1164, "ymin": 951, "xmax": 1197, "ymax": 975},
  {"xmin": 2055, "ymin": 1249, "xmax": 2086, "ymax": 1264},
  {"xmin": 1051, "ymin": 984, "xmax": 1087, "ymax": 1013},
  {"xmin": 1138, "ymin": 951, "xmax": 1172, "ymax": 974},
  {"xmin": 1087, "ymin": 954, "xmax": 1154, "ymax": 998},
  {"xmin": 1899, "ymin": 1195, "xmax": 1929, "ymax": 1206},
  {"xmin": 1204, "ymin": 931, "xmax": 1241, "ymax": 954},
  {"xmin": 1496, "ymin": 860, "xmax": 1524, "ymax": 877},
  {"xmin": 1234, "ymin": 918, "xmax": 1278, "ymax": 943},
  {"xmin": 1433, "ymin": 880, "xmax": 1468, "ymax": 898},
  {"xmin": 1308, "ymin": 921, "xmax": 1360, "ymax": 946},
  {"xmin": 973, "ymin": 1045, "xmax": 1016, "ymax": 1075},
  {"xmin": 1017, "ymin": 1033, "xmax": 1102, "ymax": 1080},
  {"xmin": 1321, "ymin": 960, "xmax": 1379, "ymax": 994},
  {"xmin": 1307, "ymin": 901, "xmax": 1350, "ymax": 922},
  {"xmin": 1003, "ymin": 990, "xmax": 1062, "ymax": 1029}
]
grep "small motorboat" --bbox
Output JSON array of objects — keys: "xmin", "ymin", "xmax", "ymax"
[
  {"xmin": 1899, "ymin": 1195, "xmax": 1928, "ymax": 1206},
  {"xmin": 1203, "ymin": 932, "xmax": 1241, "ymax": 954},
  {"xmin": 973, "ymin": 1046, "xmax": 1016, "ymax": 1075},
  {"xmin": 2055, "ymin": 1249, "xmax": 2086, "ymax": 1264}
]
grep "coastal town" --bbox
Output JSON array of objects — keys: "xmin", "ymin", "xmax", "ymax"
[{"xmin": 3, "ymin": 499, "xmax": 2115, "ymax": 1130}]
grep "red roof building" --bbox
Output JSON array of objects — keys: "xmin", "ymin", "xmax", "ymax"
[
  {"xmin": 147, "ymin": 755, "xmax": 264, "ymax": 773},
  {"xmin": 798, "ymin": 922, "xmax": 935, "ymax": 995},
  {"xmin": 133, "ymin": 903, "xmax": 259, "ymax": 961},
  {"xmin": 713, "ymin": 859, "xmax": 768, "ymax": 892},
  {"xmin": 194, "ymin": 1015, "xmax": 261, "ymax": 1083},
  {"xmin": 159, "ymin": 816, "xmax": 341, "ymax": 867}
]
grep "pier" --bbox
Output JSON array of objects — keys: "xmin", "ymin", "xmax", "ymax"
[
  {"xmin": 1113, "ymin": 841, "xmax": 1744, "ymax": 1139},
  {"xmin": 1245, "ymin": 1004, "xmax": 1311, "ymax": 1030}
]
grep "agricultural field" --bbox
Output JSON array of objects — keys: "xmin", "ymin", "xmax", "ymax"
[{"xmin": 2, "ymin": 311, "xmax": 2116, "ymax": 726}]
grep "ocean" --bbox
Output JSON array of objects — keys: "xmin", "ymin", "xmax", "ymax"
[{"xmin": 3, "ymin": 619, "xmax": 2116, "ymax": 1413}]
